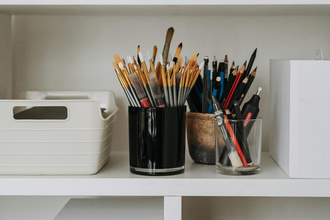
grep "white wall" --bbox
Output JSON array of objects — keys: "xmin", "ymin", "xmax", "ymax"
[
  {"xmin": 11, "ymin": 15, "xmax": 330, "ymax": 151},
  {"xmin": 0, "ymin": 13, "xmax": 11, "ymax": 99}
]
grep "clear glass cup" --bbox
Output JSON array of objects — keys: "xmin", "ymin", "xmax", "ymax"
[{"xmin": 215, "ymin": 118, "xmax": 262, "ymax": 175}]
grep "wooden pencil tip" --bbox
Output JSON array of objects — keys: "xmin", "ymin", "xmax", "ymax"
[
  {"xmin": 232, "ymin": 61, "xmax": 235, "ymax": 65},
  {"xmin": 243, "ymin": 60, "xmax": 247, "ymax": 66},
  {"xmin": 235, "ymin": 65, "xmax": 239, "ymax": 70},
  {"xmin": 253, "ymin": 66, "xmax": 258, "ymax": 72}
]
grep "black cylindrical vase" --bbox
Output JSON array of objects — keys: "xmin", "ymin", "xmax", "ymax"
[{"xmin": 129, "ymin": 106, "xmax": 186, "ymax": 176}]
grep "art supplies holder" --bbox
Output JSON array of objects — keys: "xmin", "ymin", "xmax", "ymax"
[
  {"xmin": 215, "ymin": 118, "xmax": 262, "ymax": 175},
  {"xmin": 186, "ymin": 112, "xmax": 216, "ymax": 164},
  {"xmin": 129, "ymin": 106, "xmax": 186, "ymax": 176}
]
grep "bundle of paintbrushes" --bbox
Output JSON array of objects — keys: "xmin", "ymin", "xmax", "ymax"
[{"xmin": 112, "ymin": 27, "xmax": 205, "ymax": 108}]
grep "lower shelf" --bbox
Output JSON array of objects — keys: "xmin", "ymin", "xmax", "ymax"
[{"xmin": 0, "ymin": 152, "xmax": 330, "ymax": 197}]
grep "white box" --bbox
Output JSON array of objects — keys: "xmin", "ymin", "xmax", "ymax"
[
  {"xmin": 269, "ymin": 60, "xmax": 330, "ymax": 178},
  {"xmin": 0, "ymin": 91, "xmax": 118, "ymax": 175}
]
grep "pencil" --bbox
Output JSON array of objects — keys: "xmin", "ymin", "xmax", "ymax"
[
  {"xmin": 238, "ymin": 67, "xmax": 257, "ymax": 106},
  {"xmin": 219, "ymin": 66, "xmax": 238, "ymax": 105},
  {"xmin": 244, "ymin": 48, "xmax": 257, "ymax": 78},
  {"xmin": 227, "ymin": 75, "xmax": 249, "ymax": 111},
  {"xmin": 223, "ymin": 61, "xmax": 246, "ymax": 109}
]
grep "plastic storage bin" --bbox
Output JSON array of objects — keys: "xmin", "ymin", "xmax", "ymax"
[
  {"xmin": 269, "ymin": 60, "xmax": 330, "ymax": 178},
  {"xmin": 0, "ymin": 91, "xmax": 118, "ymax": 174}
]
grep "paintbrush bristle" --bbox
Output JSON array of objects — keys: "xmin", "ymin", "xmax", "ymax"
[
  {"xmin": 189, "ymin": 52, "xmax": 197, "ymax": 62},
  {"xmin": 137, "ymin": 45, "xmax": 140, "ymax": 54},
  {"xmin": 228, "ymin": 151, "xmax": 243, "ymax": 168},
  {"xmin": 224, "ymin": 55, "xmax": 228, "ymax": 62},
  {"xmin": 165, "ymin": 27, "xmax": 174, "ymax": 43},
  {"xmin": 174, "ymin": 42, "xmax": 182, "ymax": 58},
  {"xmin": 153, "ymin": 46, "xmax": 157, "ymax": 57},
  {"xmin": 113, "ymin": 54, "xmax": 122, "ymax": 64}
]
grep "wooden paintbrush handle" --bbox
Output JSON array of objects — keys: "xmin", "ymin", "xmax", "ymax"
[{"xmin": 162, "ymin": 43, "xmax": 170, "ymax": 65}]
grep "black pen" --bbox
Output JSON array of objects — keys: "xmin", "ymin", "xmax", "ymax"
[{"xmin": 202, "ymin": 56, "xmax": 209, "ymax": 113}]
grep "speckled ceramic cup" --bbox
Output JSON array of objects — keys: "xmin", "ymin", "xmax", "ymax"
[{"xmin": 186, "ymin": 112, "xmax": 224, "ymax": 165}]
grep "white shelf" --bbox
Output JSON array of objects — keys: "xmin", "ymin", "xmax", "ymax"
[{"xmin": 1, "ymin": 152, "xmax": 329, "ymax": 197}]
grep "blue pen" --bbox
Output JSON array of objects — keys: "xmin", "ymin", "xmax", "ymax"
[
  {"xmin": 218, "ymin": 61, "xmax": 225, "ymax": 98},
  {"xmin": 208, "ymin": 76, "xmax": 221, "ymax": 113}
]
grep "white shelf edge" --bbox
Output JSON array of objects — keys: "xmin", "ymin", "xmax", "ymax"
[
  {"xmin": 1, "ymin": 178, "xmax": 330, "ymax": 197},
  {"xmin": 0, "ymin": 152, "xmax": 330, "ymax": 197}
]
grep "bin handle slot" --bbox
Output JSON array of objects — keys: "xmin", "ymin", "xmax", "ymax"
[{"xmin": 13, "ymin": 106, "xmax": 68, "ymax": 120}]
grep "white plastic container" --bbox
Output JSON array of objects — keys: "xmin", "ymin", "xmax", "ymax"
[
  {"xmin": 269, "ymin": 60, "xmax": 330, "ymax": 178},
  {"xmin": 0, "ymin": 91, "xmax": 118, "ymax": 174}
]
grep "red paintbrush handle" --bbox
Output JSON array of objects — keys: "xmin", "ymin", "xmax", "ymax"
[{"xmin": 224, "ymin": 116, "xmax": 249, "ymax": 167}]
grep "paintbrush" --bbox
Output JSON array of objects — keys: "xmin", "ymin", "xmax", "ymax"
[
  {"xmin": 147, "ymin": 50, "xmax": 157, "ymax": 74},
  {"xmin": 184, "ymin": 61, "xmax": 204, "ymax": 104},
  {"xmin": 162, "ymin": 27, "xmax": 174, "ymax": 67},
  {"xmin": 152, "ymin": 45, "xmax": 157, "ymax": 65},
  {"xmin": 173, "ymin": 42, "xmax": 182, "ymax": 64},
  {"xmin": 130, "ymin": 71, "xmax": 152, "ymax": 108},
  {"xmin": 139, "ymin": 51, "xmax": 157, "ymax": 106},
  {"xmin": 148, "ymin": 71, "xmax": 165, "ymax": 108},
  {"xmin": 113, "ymin": 54, "xmax": 141, "ymax": 107},
  {"xmin": 179, "ymin": 52, "xmax": 196, "ymax": 105},
  {"xmin": 133, "ymin": 64, "xmax": 155, "ymax": 107},
  {"xmin": 167, "ymin": 64, "xmax": 174, "ymax": 107},
  {"xmin": 159, "ymin": 54, "xmax": 169, "ymax": 106},
  {"xmin": 155, "ymin": 61, "xmax": 162, "ymax": 89},
  {"xmin": 137, "ymin": 45, "xmax": 141, "ymax": 67},
  {"xmin": 173, "ymin": 55, "xmax": 182, "ymax": 106},
  {"xmin": 112, "ymin": 62, "xmax": 136, "ymax": 107}
]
